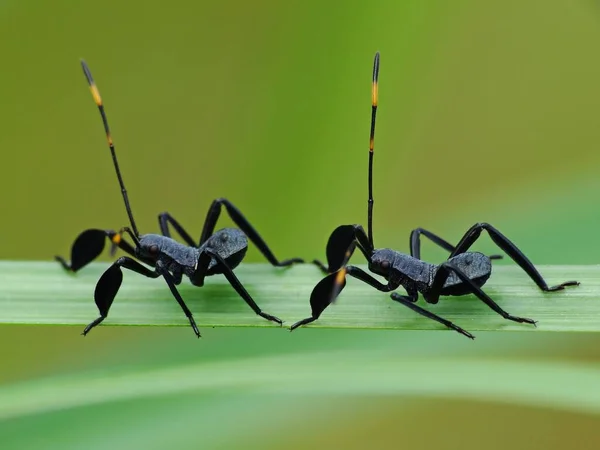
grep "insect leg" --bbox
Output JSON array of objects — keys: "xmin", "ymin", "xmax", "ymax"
[
  {"xmin": 313, "ymin": 224, "xmax": 373, "ymax": 274},
  {"xmin": 155, "ymin": 260, "xmax": 200, "ymax": 338},
  {"xmin": 449, "ymin": 222, "xmax": 578, "ymax": 291},
  {"xmin": 290, "ymin": 265, "xmax": 398, "ymax": 331},
  {"xmin": 390, "ymin": 290, "xmax": 475, "ymax": 339},
  {"xmin": 55, "ymin": 229, "xmax": 136, "ymax": 272},
  {"xmin": 425, "ymin": 262, "xmax": 537, "ymax": 327},
  {"xmin": 409, "ymin": 227, "xmax": 502, "ymax": 261},
  {"xmin": 190, "ymin": 249, "xmax": 283, "ymax": 325},
  {"xmin": 198, "ymin": 198, "xmax": 303, "ymax": 267},
  {"xmin": 83, "ymin": 256, "xmax": 159, "ymax": 335},
  {"xmin": 158, "ymin": 212, "xmax": 196, "ymax": 246}
]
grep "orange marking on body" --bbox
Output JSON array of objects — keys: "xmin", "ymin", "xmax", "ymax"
[
  {"xmin": 335, "ymin": 268, "xmax": 347, "ymax": 286},
  {"xmin": 111, "ymin": 233, "xmax": 122, "ymax": 244}
]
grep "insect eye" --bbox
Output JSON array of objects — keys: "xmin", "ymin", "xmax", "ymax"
[
  {"xmin": 149, "ymin": 245, "xmax": 159, "ymax": 254},
  {"xmin": 381, "ymin": 260, "xmax": 390, "ymax": 270}
]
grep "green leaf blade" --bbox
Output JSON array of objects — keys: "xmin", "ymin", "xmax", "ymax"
[{"xmin": 0, "ymin": 261, "xmax": 597, "ymax": 332}]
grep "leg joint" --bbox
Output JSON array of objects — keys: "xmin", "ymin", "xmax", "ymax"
[{"xmin": 115, "ymin": 256, "xmax": 129, "ymax": 265}]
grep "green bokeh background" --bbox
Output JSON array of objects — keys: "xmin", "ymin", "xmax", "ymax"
[{"xmin": 1, "ymin": 0, "xmax": 600, "ymax": 448}]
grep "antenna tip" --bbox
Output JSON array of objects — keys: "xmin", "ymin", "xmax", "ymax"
[
  {"xmin": 81, "ymin": 59, "xmax": 103, "ymax": 107},
  {"xmin": 371, "ymin": 52, "xmax": 379, "ymax": 109},
  {"xmin": 373, "ymin": 52, "xmax": 380, "ymax": 83},
  {"xmin": 81, "ymin": 59, "xmax": 93, "ymax": 84}
]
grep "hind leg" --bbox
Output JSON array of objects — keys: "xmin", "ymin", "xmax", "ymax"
[{"xmin": 448, "ymin": 223, "xmax": 578, "ymax": 291}]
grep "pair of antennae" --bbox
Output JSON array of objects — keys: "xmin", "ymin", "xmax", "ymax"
[
  {"xmin": 368, "ymin": 52, "xmax": 380, "ymax": 248},
  {"xmin": 81, "ymin": 60, "xmax": 140, "ymax": 238},
  {"xmin": 81, "ymin": 54, "xmax": 380, "ymax": 248}
]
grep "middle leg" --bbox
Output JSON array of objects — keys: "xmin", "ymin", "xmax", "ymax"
[
  {"xmin": 409, "ymin": 227, "xmax": 502, "ymax": 261},
  {"xmin": 390, "ymin": 289, "xmax": 475, "ymax": 339}
]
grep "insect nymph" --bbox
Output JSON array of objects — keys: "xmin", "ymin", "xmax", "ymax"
[
  {"xmin": 291, "ymin": 52, "xmax": 579, "ymax": 338},
  {"xmin": 57, "ymin": 60, "xmax": 304, "ymax": 337}
]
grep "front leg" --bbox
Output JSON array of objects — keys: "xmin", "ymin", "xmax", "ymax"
[
  {"xmin": 85, "ymin": 257, "xmax": 201, "ymax": 338},
  {"xmin": 199, "ymin": 198, "xmax": 304, "ymax": 267},
  {"xmin": 290, "ymin": 265, "xmax": 398, "ymax": 330},
  {"xmin": 55, "ymin": 229, "xmax": 136, "ymax": 272},
  {"xmin": 312, "ymin": 224, "xmax": 373, "ymax": 274},
  {"xmin": 83, "ymin": 256, "xmax": 160, "ymax": 335}
]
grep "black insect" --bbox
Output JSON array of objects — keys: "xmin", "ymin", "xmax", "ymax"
[
  {"xmin": 56, "ymin": 60, "xmax": 304, "ymax": 337},
  {"xmin": 290, "ymin": 52, "xmax": 579, "ymax": 338}
]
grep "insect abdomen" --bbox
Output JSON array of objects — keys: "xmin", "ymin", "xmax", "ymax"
[{"xmin": 440, "ymin": 252, "xmax": 492, "ymax": 295}]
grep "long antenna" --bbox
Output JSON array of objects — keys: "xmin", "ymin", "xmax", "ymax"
[
  {"xmin": 81, "ymin": 60, "xmax": 140, "ymax": 237},
  {"xmin": 368, "ymin": 52, "xmax": 379, "ymax": 247}
]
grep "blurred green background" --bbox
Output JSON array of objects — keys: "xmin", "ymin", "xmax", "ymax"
[{"xmin": 1, "ymin": 0, "xmax": 600, "ymax": 448}]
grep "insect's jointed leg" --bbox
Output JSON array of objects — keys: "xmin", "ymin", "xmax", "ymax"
[
  {"xmin": 409, "ymin": 227, "xmax": 502, "ymax": 261},
  {"xmin": 158, "ymin": 212, "xmax": 196, "ymax": 246},
  {"xmin": 409, "ymin": 228, "xmax": 454, "ymax": 259},
  {"xmin": 390, "ymin": 290, "xmax": 475, "ymax": 339},
  {"xmin": 290, "ymin": 265, "xmax": 398, "ymax": 331},
  {"xmin": 313, "ymin": 224, "xmax": 373, "ymax": 274},
  {"xmin": 85, "ymin": 257, "xmax": 200, "ymax": 338},
  {"xmin": 345, "ymin": 266, "xmax": 396, "ymax": 291},
  {"xmin": 83, "ymin": 256, "xmax": 160, "ymax": 336},
  {"xmin": 56, "ymin": 229, "xmax": 136, "ymax": 272},
  {"xmin": 290, "ymin": 269, "xmax": 349, "ymax": 330},
  {"xmin": 449, "ymin": 222, "xmax": 578, "ymax": 291},
  {"xmin": 199, "ymin": 198, "xmax": 303, "ymax": 267},
  {"xmin": 155, "ymin": 260, "xmax": 200, "ymax": 338},
  {"xmin": 192, "ymin": 250, "xmax": 283, "ymax": 325},
  {"xmin": 312, "ymin": 259, "xmax": 329, "ymax": 273},
  {"xmin": 425, "ymin": 261, "xmax": 537, "ymax": 328}
]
